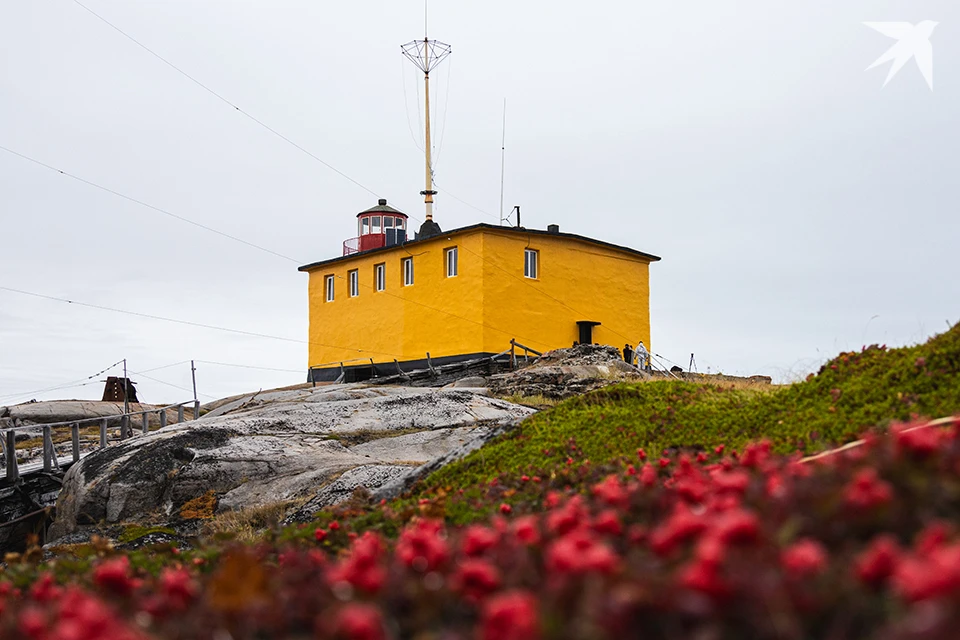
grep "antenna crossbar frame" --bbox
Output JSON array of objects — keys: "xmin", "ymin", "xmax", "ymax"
[{"xmin": 401, "ymin": 39, "xmax": 452, "ymax": 75}]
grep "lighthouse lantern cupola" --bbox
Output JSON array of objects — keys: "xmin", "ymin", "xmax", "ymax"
[{"xmin": 343, "ymin": 199, "xmax": 409, "ymax": 256}]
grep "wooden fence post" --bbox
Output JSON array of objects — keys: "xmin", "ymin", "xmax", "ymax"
[
  {"xmin": 72, "ymin": 423, "xmax": 80, "ymax": 462},
  {"xmin": 159, "ymin": 409, "xmax": 167, "ymax": 430},
  {"xmin": 194, "ymin": 400, "xmax": 200, "ymax": 421},
  {"xmin": 42, "ymin": 425, "xmax": 53, "ymax": 472},
  {"xmin": 510, "ymin": 339, "xmax": 517, "ymax": 370},
  {"xmin": 5, "ymin": 430, "xmax": 18, "ymax": 482},
  {"xmin": 142, "ymin": 412, "xmax": 149, "ymax": 435},
  {"xmin": 177, "ymin": 405, "xmax": 184, "ymax": 424},
  {"xmin": 100, "ymin": 419, "xmax": 108, "ymax": 449}
]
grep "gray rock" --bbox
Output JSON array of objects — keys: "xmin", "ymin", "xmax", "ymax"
[
  {"xmin": 49, "ymin": 384, "xmax": 534, "ymax": 540},
  {"xmin": 487, "ymin": 344, "xmax": 649, "ymax": 400},
  {"xmin": 371, "ymin": 417, "xmax": 525, "ymax": 503},
  {"xmin": 285, "ymin": 464, "xmax": 412, "ymax": 523},
  {"xmin": 450, "ymin": 376, "xmax": 489, "ymax": 388}
]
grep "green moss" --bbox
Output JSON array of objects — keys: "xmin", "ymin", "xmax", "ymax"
[
  {"xmin": 422, "ymin": 323, "xmax": 960, "ymax": 494},
  {"xmin": 118, "ymin": 525, "xmax": 176, "ymax": 544}
]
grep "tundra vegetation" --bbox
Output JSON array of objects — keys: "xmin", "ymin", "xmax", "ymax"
[{"xmin": 1, "ymin": 323, "xmax": 959, "ymax": 639}]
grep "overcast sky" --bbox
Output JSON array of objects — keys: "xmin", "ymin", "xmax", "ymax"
[{"xmin": 2, "ymin": 0, "xmax": 958, "ymax": 404}]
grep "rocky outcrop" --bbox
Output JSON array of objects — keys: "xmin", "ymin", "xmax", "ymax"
[
  {"xmin": 486, "ymin": 344, "xmax": 648, "ymax": 400},
  {"xmin": 49, "ymin": 385, "xmax": 534, "ymax": 540}
]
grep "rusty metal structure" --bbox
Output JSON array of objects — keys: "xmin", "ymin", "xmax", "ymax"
[{"xmin": 101, "ymin": 377, "xmax": 138, "ymax": 403}]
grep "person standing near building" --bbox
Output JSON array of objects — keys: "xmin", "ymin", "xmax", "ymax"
[{"xmin": 635, "ymin": 341, "xmax": 650, "ymax": 372}]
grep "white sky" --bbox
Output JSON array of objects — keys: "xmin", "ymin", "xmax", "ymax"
[{"xmin": 2, "ymin": 0, "xmax": 958, "ymax": 404}]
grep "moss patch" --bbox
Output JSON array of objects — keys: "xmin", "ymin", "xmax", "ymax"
[
  {"xmin": 118, "ymin": 525, "xmax": 177, "ymax": 544},
  {"xmin": 179, "ymin": 490, "xmax": 218, "ymax": 520}
]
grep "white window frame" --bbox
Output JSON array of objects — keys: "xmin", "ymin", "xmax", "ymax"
[
  {"xmin": 445, "ymin": 247, "xmax": 458, "ymax": 278},
  {"xmin": 402, "ymin": 257, "xmax": 414, "ymax": 286},
  {"xmin": 374, "ymin": 263, "xmax": 386, "ymax": 291},
  {"xmin": 348, "ymin": 269, "xmax": 359, "ymax": 297},
  {"xmin": 325, "ymin": 275, "xmax": 335, "ymax": 302},
  {"xmin": 524, "ymin": 248, "xmax": 539, "ymax": 279}
]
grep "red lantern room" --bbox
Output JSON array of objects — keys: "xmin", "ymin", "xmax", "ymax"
[{"xmin": 342, "ymin": 199, "xmax": 410, "ymax": 256}]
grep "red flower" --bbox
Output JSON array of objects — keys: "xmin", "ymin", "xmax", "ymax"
[
  {"xmin": 781, "ymin": 539, "xmax": 828, "ymax": 578},
  {"xmin": 890, "ymin": 547, "xmax": 960, "ymax": 603},
  {"xmin": 637, "ymin": 448, "xmax": 647, "ymax": 460},
  {"xmin": 499, "ymin": 503, "xmax": 513, "ymax": 515},
  {"xmin": 462, "ymin": 525, "xmax": 499, "ymax": 556},
  {"xmin": 546, "ymin": 529, "xmax": 619, "ymax": 576},
  {"xmin": 855, "ymin": 535, "xmax": 901, "ymax": 586},
  {"xmin": 452, "ymin": 558, "xmax": 502, "ymax": 601},
  {"xmin": 712, "ymin": 508, "xmax": 760, "ymax": 545},
  {"xmin": 658, "ymin": 457, "xmax": 671, "ymax": 468},
  {"xmin": 678, "ymin": 558, "xmax": 729, "ymax": 598},
  {"xmin": 329, "ymin": 520, "xmax": 341, "ymax": 531},
  {"xmin": 396, "ymin": 519, "xmax": 449, "ymax": 572},
  {"xmin": 894, "ymin": 422, "xmax": 942, "ymax": 457},
  {"xmin": 315, "ymin": 528, "xmax": 328, "ymax": 542},
  {"xmin": 639, "ymin": 463, "xmax": 658, "ymax": 488},
  {"xmin": 480, "ymin": 590, "xmax": 540, "ymax": 640},
  {"xmin": 334, "ymin": 603, "xmax": 386, "ymax": 640},
  {"xmin": 649, "ymin": 505, "xmax": 707, "ymax": 556},
  {"xmin": 592, "ymin": 509, "xmax": 623, "ymax": 536},
  {"xmin": 93, "ymin": 556, "xmax": 137, "ymax": 596},
  {"xmin": 512, "ymin": 515, "xmax": 540, "ymax": 545},
  {"xmin": 328, "ymin": 532, "xmax": 387, "ymax": 594},
  {"xmin": 546, "ymin": 496, "xmax": 587, "ymax": 536},
  {"xmin": 28, "ymin": 573, "xmax": 62, "ymax": 603},
  {"xmin": 18, "ymin": 607, "xmax": 47, "ymax": 639},
  {"xmin": 740, "ymin": 440, "xmax": 772, "ymax": 469},
  {"xmin": 843, "ymin": 468, "xmax": 893, "ymax": 510},
  {"xmin": 158, "ymin": 567, "xmax": 197, "ymax": 610},
  {"xmin": 711, "ymin": 469, "xmax": 750, "ymax": 494},
  {"xmin": 592, "ymin": 475, "xmax": 629, "ymax": 509}
]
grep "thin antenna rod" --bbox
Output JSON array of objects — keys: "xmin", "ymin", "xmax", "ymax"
[
  {"xmin": 424, "ymin": 0, "xmax": 428, "ymax": 39},
  {"xmin": 499, "ymin": 98, "xmax": 506, "ymax": 226}
]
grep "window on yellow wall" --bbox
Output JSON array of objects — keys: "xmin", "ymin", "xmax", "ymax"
[
  {"xmin": 348, "ymin": 270, "xmax": 359, "ymax": 297},
  {"xmin": 374, "ymin": 263, "xmax": 386, "ymax": 291},
  {"xmin": 524, "ymin": 248, "xmax": 539, "ymax": 279},
  {"xmin": 325, "ymin": 275, "xmax": 335, "ymax": 302},
  {"xmin": 445, "ymin": 247, "xmax": 458, "ymax": 277},
  {"xmin": 402, "ymin": 257, "xmax": 414, "ymax": 286}
]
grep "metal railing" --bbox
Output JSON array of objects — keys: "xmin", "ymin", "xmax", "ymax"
[
  {"xmin": 1, "ymin": 400, "xmax": 200, "ymax": 483},
  {"xmin": 509, "ymin": 338, "xmax": 543, "ymax": 369}
]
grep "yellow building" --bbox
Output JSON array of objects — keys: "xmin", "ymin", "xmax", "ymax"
[{"xmin": 298, "ymin": 200, "xmax": 660, "ymax": 381}]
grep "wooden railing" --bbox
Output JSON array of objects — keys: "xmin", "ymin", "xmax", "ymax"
[
  {"xmin": 509, "ymin": 339, "xmax": 542, "ymax": 369},
  {"xmin": 1, "ymin": 400, "xmax": 200, "ymax": 483}
]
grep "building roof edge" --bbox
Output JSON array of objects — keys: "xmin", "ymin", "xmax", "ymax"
[{"xmin": 297, "ymin": 223, "xmax": 662, "ymax": 272}]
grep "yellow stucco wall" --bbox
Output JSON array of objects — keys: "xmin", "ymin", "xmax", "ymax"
[
  {"xmin": 303, "ymin": 227, "xmax": 653, "ymax": 369},
  {"xmin": 477, "ymin": 230, "xmax": 651, "ymax": 356}
]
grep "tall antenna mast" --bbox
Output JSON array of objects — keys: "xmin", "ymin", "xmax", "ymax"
[
  {"xmin": 499, "ymin": 98, "xmax": 506, "ymax": 226},
  {"xmin": 402, "ymin": 15, "xmax": 451, "ymax": 222}
]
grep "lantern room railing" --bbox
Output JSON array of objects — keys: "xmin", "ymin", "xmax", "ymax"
[{"xmin": 342, "ymin": 229, "xmax": 408, "ymax": 256}]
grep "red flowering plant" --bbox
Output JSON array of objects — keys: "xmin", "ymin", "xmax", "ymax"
[{"xmin": 2, "ymin": 415, "xmax": 960, "ymax": 638}]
